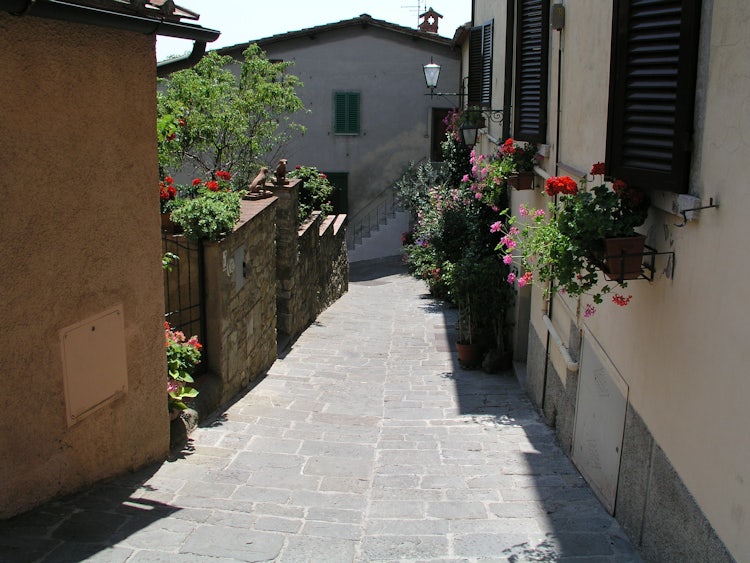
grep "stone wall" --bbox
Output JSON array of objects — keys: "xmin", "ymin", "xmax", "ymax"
[
  {"xmin": 270, "ymin": 180, "xmax": 349, "ymax": 340},
  {"xmin": 202, "ymin": 198, "xmax": 278, "ymax": 405},
  {"xmin": 190, "ymin": 183, "xmax": 348, "ymax": 409}
]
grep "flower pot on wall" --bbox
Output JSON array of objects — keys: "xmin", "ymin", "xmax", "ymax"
[
  {"xmin": 602, "ymin": 234, "xmax": 646, "ymax": 281},
  {"xmin": 508, "ymin": 171, "xmax": 535, "ymax": 190}
]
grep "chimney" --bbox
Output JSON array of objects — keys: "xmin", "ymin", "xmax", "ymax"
[{"xmin": 418, "ymin": 7, "xmax": 442, "ymax": 34}]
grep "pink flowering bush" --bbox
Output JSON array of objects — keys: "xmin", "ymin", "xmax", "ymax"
[
  {"xmin": 165, "ymin": 322, "xmax": 201, "ymax": 412},
  {"xmin": 496, "ymin": 163, "xmax": 649, "ymax": 308}
]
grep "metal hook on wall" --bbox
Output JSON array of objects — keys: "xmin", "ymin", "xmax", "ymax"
[{"xmin": 674, "ymin": 197, "xmax": 719, "ymax": 228}]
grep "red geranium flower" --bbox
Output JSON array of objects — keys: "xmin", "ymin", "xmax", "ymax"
[
  {"xmin": 205, "ymin": 180, "xmax": 220, "ymax": 192},
  {"xmin": 192, "ymin": 178, "xmax": 202, "ymax": 186},
  {"xmin": 544, "ymin": 175, "xmax": 578, "ymax": 197},
  {"xmin": 216, "ymin": 170, "xmax": 232, "ymax": 181}
]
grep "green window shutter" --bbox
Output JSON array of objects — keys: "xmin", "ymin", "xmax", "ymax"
[
  {"xmin": 334, "ymin": 92, "xmax": 360, "ymax": 135},
  {"xmin": 606, "ymin": 0, "xmax": 701, "ymax": 193}
]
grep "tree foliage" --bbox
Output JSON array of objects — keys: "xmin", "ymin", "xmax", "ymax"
[{"xmin": 158, "ymin": 45, "xmax": 307, "ymax": 185}]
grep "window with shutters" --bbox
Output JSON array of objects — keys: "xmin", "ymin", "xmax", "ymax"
[
  {"xmin": 333, "ymin": 91, "xmax": 360, "ymax": 135},
  {"xmin": 468, "ymin": 20, "xmax": 493, "ymax": 108},
  {"xmin": 513, "ymin": 0, "xmax": 549, "ymax": 143},
  {"xmin": 606, "ymin": 0, "xmax": 701, "ymax": 193}
]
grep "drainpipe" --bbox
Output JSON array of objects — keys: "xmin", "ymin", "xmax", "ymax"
[
  {"xmin": 157, "ymin": 41, "xmax": 207, "ymax": 76},
  {"xmin": 1, "ymin": 0, "xmax": 220, "ymax": 42},
  {"xmin": 541, "ymin": 6, "xmax": 567, "ymax": 409}
]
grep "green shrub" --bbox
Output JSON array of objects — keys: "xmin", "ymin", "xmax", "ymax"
[{"xmin": 170, "ymin": 189, "xmax": 243, "ymax": 241}]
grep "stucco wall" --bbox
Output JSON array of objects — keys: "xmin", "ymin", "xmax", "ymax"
[
  {"xmin": 505, "ymin": 1, "xmax": 749, "ymax": 559},
  {"xmin": 0, "ymin": 14, "xmax": 168, "ymax": 517},
  {"xmin": 247, "ymin": 27, "xmax": 460, "ymax": 219}
]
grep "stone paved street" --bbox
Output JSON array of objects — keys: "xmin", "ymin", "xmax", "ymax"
[{"xmin": 0, "ymin": 258, "xmax": 642, "ymax": 562}]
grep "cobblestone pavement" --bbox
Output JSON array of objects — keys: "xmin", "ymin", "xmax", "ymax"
[{"xmin": 0, "ymin": 258, "xmax": 642, "ymax": 562}]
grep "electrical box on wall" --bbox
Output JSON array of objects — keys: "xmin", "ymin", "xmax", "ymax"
[
  {"xmin": 551, "ymin": 3, "xmax": 565, "ymax": 30},
  {"xmin": 60, "ymin": 305, "xmax": 128, "ymax": 426}
]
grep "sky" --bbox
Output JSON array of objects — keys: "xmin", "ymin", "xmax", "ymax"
[{"xmin": 157, "ymin": 1, "xmax": 471, "ymax": 61}]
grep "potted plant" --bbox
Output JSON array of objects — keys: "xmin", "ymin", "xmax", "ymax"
[
  {"xmin": 501, "ymin": 138, "xmax": 539, "ymax": 190},
  {"xmin": 170, "ymin": 171, "xmax": 246, "ymax": 241},
  {"xmin": 497, "ymin": 163, "xmax": 649, "ymax": 313},
  {"xmin": 445, "ymin": 252, "xmax": 512, "ymax": 369},
  {"xmin": 165, "ymin": 322, "xmax": 201, "ymax": 418}
]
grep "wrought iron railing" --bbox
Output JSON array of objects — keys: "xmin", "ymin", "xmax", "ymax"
[{"xmin": 346, "ymin": 188, "xmax": 402, "ymax": 250}]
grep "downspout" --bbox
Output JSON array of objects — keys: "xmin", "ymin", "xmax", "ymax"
[
  {"xmin": 541, "ymin": 6, "xmax": 568, "ymax": 409},
  {"xmin": 157, "ymin": 41, "xmax": 207, "ymax": 76}
]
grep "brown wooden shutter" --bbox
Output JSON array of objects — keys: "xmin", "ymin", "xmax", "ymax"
[
  {"xmin": 468, "ymin": 21, "xmax": 493, "ymax": 108},
  {"xmin": 606, "ymin": 0, "xmax": 701, "ymax": 192},
  {"xmin": 514, "ymin": 0, "xmax": 549, "ymax": 142}
]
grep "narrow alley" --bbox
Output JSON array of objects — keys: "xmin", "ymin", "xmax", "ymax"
[{"xmin": 0, "ymin": 258, "xmax": 641, "ymax": 562}]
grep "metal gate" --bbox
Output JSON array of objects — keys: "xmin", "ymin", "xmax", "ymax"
[{"xmin": 162, "ymin": 233, "xmax": 205, "ymax": 348}]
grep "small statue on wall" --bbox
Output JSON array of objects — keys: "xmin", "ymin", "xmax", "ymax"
[
  {"xmin": 274, "ymin": 158, "xmax": 287, "ymax": 186},
  {"xmin": 248, "ymin": 167, "xmax": 269, "ymax": 193}
]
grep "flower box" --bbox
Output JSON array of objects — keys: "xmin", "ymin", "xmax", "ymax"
[
  {"xmin": 507, "ymin": 171, "xmax": 535, "ymax": 190},
  {"xmin": 601, "ymin": 234, "xmax": 646, "ymax": 281}
]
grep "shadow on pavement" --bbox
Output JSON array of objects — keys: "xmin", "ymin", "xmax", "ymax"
[
  {"xmin": 0, "ymin": 464, "xmax": 182, "ymax": 563},
  {"xmin": 349, "ymin": 255, "xmax": 407, "ymax": 283}
]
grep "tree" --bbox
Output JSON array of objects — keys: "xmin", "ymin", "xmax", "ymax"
[{"xmin": 158, "ymin": 45, "xmax": 306, "ymax": 185}]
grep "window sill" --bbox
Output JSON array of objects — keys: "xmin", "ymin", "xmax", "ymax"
[{"xmin": 649, "ymin": 191, "xmax": 702, "ymax": 223}]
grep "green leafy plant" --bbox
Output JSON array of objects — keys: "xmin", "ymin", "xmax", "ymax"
[
  {"xmin": 165, "ymin": 322, "xmax": 200, "ymax": 412},
  {"xmin": 162, "ymin": 252, "xmax": 179, "ymax": 272},
  {"xmin": 288, "ymin": 165, "xmax": 334, "ymax": 223},
  {"xmin": 496, "ymin": 163, "xmax": 649, "ymax": 312},
  {"xmin": 398, "ymin": 118, "xmax": 515, "ymax": 362},
  {"xmin": 499, "ymin": 138, "xmax": 538, "ymax": 173},
  {"xmin": 393, "ymin": 160, "xmax": 441, "ymax": 216},
  {"xmin": 158, "ymin": 45, "xmax": 306, "ymax": 186},
  {"xmin": 170, "ymin": 188, "xmax": 244, "ymax": 241}
]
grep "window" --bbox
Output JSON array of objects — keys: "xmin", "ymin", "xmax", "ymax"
[
  {"xmin": 606, "ymin": 0, "xmax": 701, "ymax": 193},
  {"xmin": 468, "ymin": 20, "xmax": 493, "ymax": 108},
  {"xmin": 513, "ymin": 0, "xmax": 549, "ymax": 143},
  {"xmin": 333, "ymin": 92, "xmax": 360, "ymax": 135}
]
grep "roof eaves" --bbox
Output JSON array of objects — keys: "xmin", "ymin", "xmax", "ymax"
[
  {"xmin": 217, "ymin": 13, "xmax": 454, "ymax": 56},
  {"xmin": 0, "ymin": 0, "xmax": 219, "ymax": 41}
]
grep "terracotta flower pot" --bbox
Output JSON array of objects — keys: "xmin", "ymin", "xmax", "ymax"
[
  {"xmin": 602, "ymin": 234, "xmax": 646, "ymax": 281},
  {"xmin": 456, "ymin": 342, "xmax": 483, "ymax": 369},
  {"xmin": 508, "ymin": 171, "xmax": 535, "ymax": 190}
]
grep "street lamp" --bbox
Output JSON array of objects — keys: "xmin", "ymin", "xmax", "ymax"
[
  {"xmin": 423, "ymin": 60, "xmax": 441, "ymax": 90},
  {"xmin": 422, "ymin": 59, "xmax": 506, "ymax": 146}
]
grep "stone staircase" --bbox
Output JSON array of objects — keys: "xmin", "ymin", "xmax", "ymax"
[{"xmin": 347, "ymin": 190, "xmax": 411, "ymax": 263}]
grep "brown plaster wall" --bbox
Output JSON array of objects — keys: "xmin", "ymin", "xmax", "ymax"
[{"xmin": 0, "ymin": 14, "xmax": 167, "ymax": 517}]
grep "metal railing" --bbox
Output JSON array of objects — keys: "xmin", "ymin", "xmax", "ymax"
[{"xmin": 346, "ymin": 188, "xmax": 402, "ymax": 250}]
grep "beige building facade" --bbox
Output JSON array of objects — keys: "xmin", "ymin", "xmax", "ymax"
[
  {"xmin": 466, "ymin": 0, "xmax": 748, "ymax": 560},
  {"xmin": 0, "ymin": 3, "xmax": 217, "ymax": 517}
]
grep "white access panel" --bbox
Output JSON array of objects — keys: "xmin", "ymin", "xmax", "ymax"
[
  {"xmin": 571, "ymin": 331, "xmax": 629, "ymax": 514},
  {"xmin": 60, "ymin": 305, "xmax": 128, "ymax": 426}
]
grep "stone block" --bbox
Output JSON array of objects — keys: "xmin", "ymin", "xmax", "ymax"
[{"xmin": 640, "ymin": 445, "xmax": 733, "ymax": 563}]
